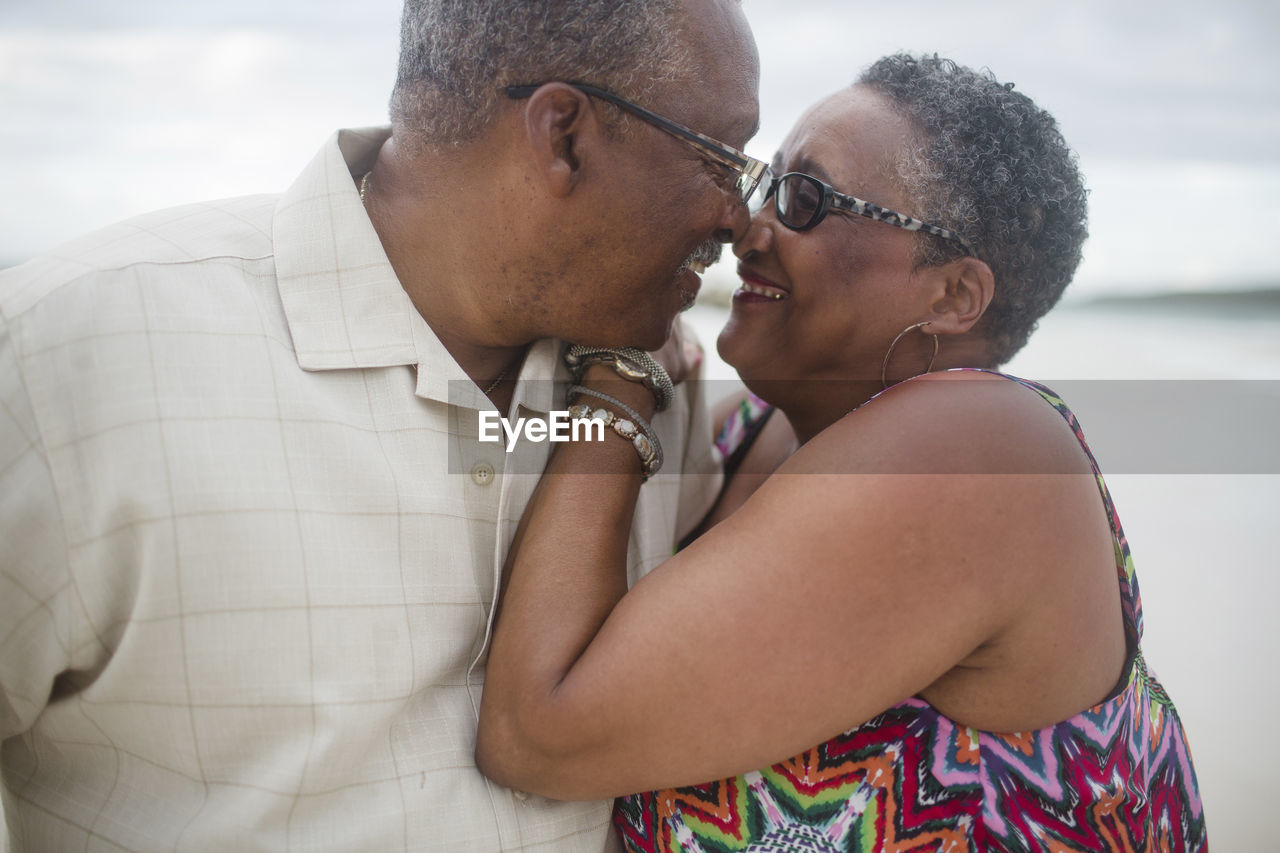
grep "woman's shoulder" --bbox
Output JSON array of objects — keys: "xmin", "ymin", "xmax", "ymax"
[{"xmin": 790, "ymin": 369, "xmax": 1094, "ymax": 478}]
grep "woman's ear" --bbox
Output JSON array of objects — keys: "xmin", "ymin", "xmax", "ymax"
[
  {"xmin": 925, "ymin": 256, "xmax": 995, "ymax": 335},
  {"xmin": 520, "ymin": 84, "xmax": 596, "ymax": 198}
]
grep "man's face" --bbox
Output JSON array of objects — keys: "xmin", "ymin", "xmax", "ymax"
[{"xmin": 565, "ymin": 0, "xmax": 761, "ymax": 350}]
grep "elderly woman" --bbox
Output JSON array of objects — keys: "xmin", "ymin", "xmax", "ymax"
[{"xmin": 475, "ymin": 54, "xmax": 1207, "ymax": 851}]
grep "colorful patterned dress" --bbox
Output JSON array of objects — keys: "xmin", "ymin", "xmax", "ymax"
[{"xmin": 613, "ymin": 374, "xmax": 1207, "ymax": 852}]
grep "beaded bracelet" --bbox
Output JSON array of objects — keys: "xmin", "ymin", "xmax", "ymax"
[
  {"xmin": 567, "ymin": 384, "xmax": 656, "ymax": 442},
  {"xmin": 566, "ymin": 404, "xmax": 661, "ymax": 481},
  {"xmin": 564, "ymin": 345, "xmax": 674, "ymax": 412},
  {"xmin": 567, "ymin": 385, "xmax": 663, "ymax": 478},
  {"xmin": 566, "ymin": 386, "xmax": 663, "ymax": 481}
]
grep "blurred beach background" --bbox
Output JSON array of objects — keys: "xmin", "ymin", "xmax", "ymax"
[{"xmin": 2, "ymin": 0, "xmax": 1277, "ymax": 845}]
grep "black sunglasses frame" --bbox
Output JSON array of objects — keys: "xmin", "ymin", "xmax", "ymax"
[{"xmin": 758, "ymin": 170, "xmax": 976, "ymax": 257}]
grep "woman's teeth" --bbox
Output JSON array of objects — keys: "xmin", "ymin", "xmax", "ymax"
[{"xmin": 739, "ymin": 281, "xmax": 786, "ymax": 300}]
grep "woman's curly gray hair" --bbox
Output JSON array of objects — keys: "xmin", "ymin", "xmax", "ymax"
[
  {"xmin": 390, "ymin": 0, "xmax": 687, "ymax": 150},
  {"xmin": 859, "ymin": 54, "xmax": 1089, "ymax": 364}
]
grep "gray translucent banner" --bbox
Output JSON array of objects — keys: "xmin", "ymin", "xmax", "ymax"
[
  {"xmin": 1012, "ymin": 380, "xmax": 1280, "ymax": 474},
  {"xmin": 448, "ymin": 378, "xmax": 1280, "ymax": 475}
]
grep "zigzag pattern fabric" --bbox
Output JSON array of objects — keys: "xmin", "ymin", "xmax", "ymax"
[{"xmin": 612, "ymin": 373, "xmax": 1207, "ymax": 852}]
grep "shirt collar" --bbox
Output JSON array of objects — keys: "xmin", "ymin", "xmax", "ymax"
[
  {"xmin": 274, "ymin": 127, "xmax": 567, "ymax": 412},
  {"xmin": 414, "ymin": 332, "xmax": 567, "ymax": 415}
]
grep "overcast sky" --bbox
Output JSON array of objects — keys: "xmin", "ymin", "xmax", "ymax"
[{"xmin": 3, "ymin": 0, "xmax": 1278, "ymax": 293}]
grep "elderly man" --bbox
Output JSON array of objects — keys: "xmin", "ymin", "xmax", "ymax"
[{"xmin": 0, "ymin": 0, "xmax": 760, "ymax": 849}]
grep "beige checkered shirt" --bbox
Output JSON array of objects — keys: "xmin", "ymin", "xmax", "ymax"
[{"xmin": 0, "ymin": 128, "xmax": 721, "ymax": 852}]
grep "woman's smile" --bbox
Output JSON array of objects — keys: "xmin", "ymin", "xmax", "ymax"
[{"xmin": 733, "ymin": 266, "xmax": 789, "ymax": 302}]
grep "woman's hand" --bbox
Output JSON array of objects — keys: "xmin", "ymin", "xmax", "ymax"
[{"xmin": 648, "ymin": 317, "xmax": 703, "ymax": 387}]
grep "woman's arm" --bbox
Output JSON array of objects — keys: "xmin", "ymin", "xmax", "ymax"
[
  {"xmin": 476, "ymin": 371, "xmax": 1123, "ymax": 800},
  {"xmin": 688, "ymin": 391, "xmax": 796, "ymax": 541}
]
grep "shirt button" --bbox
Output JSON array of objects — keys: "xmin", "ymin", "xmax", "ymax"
[
  {"xmin": 513, "ymin": 789, "xmax": 530, "ymax": 801},
  {"xmin": 470, "ymin": 461, "xmax": 495, "ymax": 486}
]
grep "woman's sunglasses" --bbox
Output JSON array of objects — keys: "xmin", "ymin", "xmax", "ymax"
[{"xmin": 751, "ymin": 169, "xmax": 976, "ymax": 256}]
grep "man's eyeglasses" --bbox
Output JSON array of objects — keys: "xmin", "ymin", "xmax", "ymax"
[
  {"xmin": 753, "ymin": 169, "xmax": 976, "ymax": 257},
  {"xmin": 504, "ymin": 82, "xmax": 767, "ymax": 206}
]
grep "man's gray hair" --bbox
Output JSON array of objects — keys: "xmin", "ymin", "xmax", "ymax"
[
  {"xmin": 859, "ymin": 54, "xmax": 1090, "ymax": 365},
  {"xmin": 391, "ymin": 0, "xmax": 688, "ymax": 149}
]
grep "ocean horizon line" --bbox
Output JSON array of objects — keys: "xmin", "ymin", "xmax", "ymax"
[{"xmin": 693, "ymin": 273, "xmax": 1280, "ymax": 312}]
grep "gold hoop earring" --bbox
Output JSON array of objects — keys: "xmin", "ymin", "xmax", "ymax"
[{"xmin": 881, "ymin": 321, "xmax": 939, "ymax": 389}]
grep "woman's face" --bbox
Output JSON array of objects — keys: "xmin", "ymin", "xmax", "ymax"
[{"xmin": 718, "ymin": 86, "xmax": 938, "ymax": 387}]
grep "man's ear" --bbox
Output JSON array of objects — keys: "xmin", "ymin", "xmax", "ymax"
[
  {"xmin": 520, "ymin": 84, "xmax": 597, "ymax": 198},
  {"xmin": 924, "ymin": 256, "xmax": 995, "ymax": 335}
]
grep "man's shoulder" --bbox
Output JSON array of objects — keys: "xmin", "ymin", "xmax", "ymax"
[{"xmin": 0, "ymin": 194, "xmax": 280, "ymax": 319}]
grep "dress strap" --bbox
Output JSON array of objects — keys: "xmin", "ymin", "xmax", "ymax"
[{"xmin": 715, "ymin": 392, "xmax": 776, "ymax": 480}]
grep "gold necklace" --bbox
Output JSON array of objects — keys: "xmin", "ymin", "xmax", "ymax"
[
  {"xmin": 483, "ymin": 365, "xmax": 509, "ymax": 395},
  {"xmin": 359, "ymin": 170, "xmax": 372, "ymax": 203}
]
